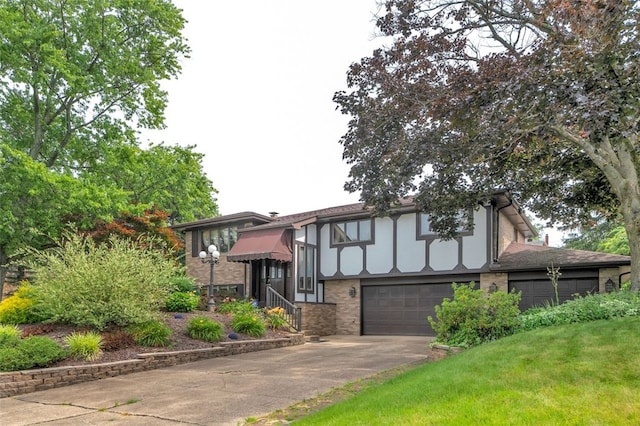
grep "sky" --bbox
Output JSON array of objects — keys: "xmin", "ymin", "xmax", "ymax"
[
  {"xmin": 140, "ymin": 1, "xmax": 565, "ymax": 246},
  {"xmin": 141, "ymin": 1, "xmax": 383, "ymax": 216}
]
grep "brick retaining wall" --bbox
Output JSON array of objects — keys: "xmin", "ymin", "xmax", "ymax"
[{"xmin": 0, "ymin": 334, "xmax": 304, "ymax": 398}]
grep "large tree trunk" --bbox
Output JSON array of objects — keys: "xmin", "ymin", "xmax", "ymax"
[{"xmin": 620, "ymin": 198, "xmax": 640, "ymax": 291}]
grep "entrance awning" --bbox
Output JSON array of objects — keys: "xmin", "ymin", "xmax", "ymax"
[{"xmin": 226, "ymin": 227, "xmax": 292, "ymax": 262}]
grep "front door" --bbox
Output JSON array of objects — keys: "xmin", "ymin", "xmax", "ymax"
[{"xmin": 251, "ymin": 260, "xmax": 289, "ymax": 306}]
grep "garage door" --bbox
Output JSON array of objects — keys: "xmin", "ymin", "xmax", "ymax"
[
  {"xmin": 509, "ymin": 270, "xmax": 599, "ymax": 311},
  {"xmin": 361, "ymin": 283, "xmax": 455, "ymax": 336}
]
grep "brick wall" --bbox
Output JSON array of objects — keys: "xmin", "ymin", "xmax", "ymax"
[
  {"xmin": 0, "ymin": 335, "xmax": 304, "ymax": 398},
  {"xmin": 185, "ymin": 232, "xmax": 249, "ymax": 294},
  {"xmin": 298, "ymin": 302, "xmax": 336, "ymax": 336},
  {"xmin": 480, "ymin": 272, "xmax": 509, "ymax": 292},
  {"xmin": 325, "ymin": 279, "xmax": 361, "ymax": 335}
]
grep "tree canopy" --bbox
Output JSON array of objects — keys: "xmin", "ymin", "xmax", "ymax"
[
  {"xmin": 0, "ymin": 1, "xmax": 219, "ymax": 297},
  {"xmin": 334, "ymin": 0, "xmax": 639, "ymax": 289}
]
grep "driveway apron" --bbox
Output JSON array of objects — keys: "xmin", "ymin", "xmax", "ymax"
[{"xmin": 1, "ymin": 335, "xmax": 431, "ymax": 425}]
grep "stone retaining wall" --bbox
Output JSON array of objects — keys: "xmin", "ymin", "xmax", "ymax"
[{"xmin": 0, "ymin": 334, "xmax": 304, "ymax": 398}]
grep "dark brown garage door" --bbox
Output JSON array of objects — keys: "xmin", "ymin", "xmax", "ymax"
[
  {"xmin": 509, "ymin": 270, "xmax": 599, "ymax": 311},
  {"xmin": 361, "ymin": 283, "xmax": 455, "ymax": 336}
]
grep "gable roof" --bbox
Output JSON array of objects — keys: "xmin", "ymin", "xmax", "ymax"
[{"xmin": 492, "ymin": 242, "xmax": 630, "ymax": 272}]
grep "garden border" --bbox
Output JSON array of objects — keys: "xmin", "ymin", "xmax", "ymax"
[{"xmin": 0, "ymin": 334, "xmax": 304, "ymax": 398}]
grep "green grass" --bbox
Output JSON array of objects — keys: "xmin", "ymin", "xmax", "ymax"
[{"xmin": 296, "ymin": 316, "xmax": 640, "ymax": 425}]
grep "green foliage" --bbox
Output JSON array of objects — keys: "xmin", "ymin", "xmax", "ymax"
[
  {"xmin": 27, "ymin": 233, "xmax": 179, "ymax": 330},
  {"xmin": 519, "ymin": 290, "xmax": 640, "ymax": 331},
  {"xmin": 64, "ymin": 332, "xmax": 103, "ymax": 361},
  {"xmin": 428, "ymin": 282, "xmax": 521, "ymax": 347},
  {"xmin": 127, "ymin": 321, "xmax": 172, "ymax": 347},
  {"xmin": 171, "ymin": 276, "xmax": 198, "ymax": 293},
  {"xmin": 217, "ymin": 300, "xmax": 257, "ymax": 315},
  {"xmin": 265, "ymin": 307, "xmax": 289, "ymax": 330},
  {"xmin": 165, "ymin": 292, "xmax": 200, "ymax": 313},
  {"xmin": 186, "ymin": 316, "xmax": 224, "ymax": 342},
  {"xmin": 564, "ymin": 221, "xmax": 630, "ymax": 255},
  {"xmin": 0, "ymin": 336, "xmax": 67, "ymax": 372},
  {"xmin": 0, "ymin": 324, "xmax": 21, "ymax": 346},
  {"xmin": 0, "ymin": 283, "xmax": 44, "ymax": 324},
  {"xmin": 231, "ymin": 313, "xmax": 266, "ymax": 338}
]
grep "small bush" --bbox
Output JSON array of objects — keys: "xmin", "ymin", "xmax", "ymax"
[
  {"xmin": 171, "ymin": 276, "xmax": 198, "ymax": 293},
  {"xmin": 127, "ymin": 321, "xmax": 172, "ymax": 347},
  {"xmin": 0, "ymin": 324, "xmax": 21, "ymax": 346},
  {"xmin": 0, "ymin": 283, "xmax": 44, "ymax": 324},
  {"xmin": 0, "ymin": 336, "xmax": 67, "ymax": 371},
  {"xmin": 64, "ymin": 331, "xmax": 103, "ymax": 361},
  {"xmin": 100, "ymin": 329, "xmax": 136, "ymax": 351},
  {"xmin": 217, "ymin": 299, "xmax": 257, "ymax": 315},
  {"xmin": 165, "ymin": 292, "xmax": 200, "ymax": 312},
  {"xmin": 265, "ymin": 307, "xmax": 288, "ymax": 330},
  {"xmin": 428, "ymin": 282, "xmax": 521, "ymax": 347},
  {"xmin": 231, "ymin": 313, "xmax": 265, "ymax": 338},
  {"xmin": 186, "ymin": 316, "xmax": 224, "ymax": 342}
]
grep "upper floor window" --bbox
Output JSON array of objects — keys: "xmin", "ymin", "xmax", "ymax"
[
  {"xmin": 201, "ymin": 226, "xmax": 237, "ymax": 253},
  {"xmin": 418, "ymin": 211, "xmax": 472, "ymax": 237},
  {"xmin": 332, "ymin": 219, "xmax": 372, "ymax": 244}
]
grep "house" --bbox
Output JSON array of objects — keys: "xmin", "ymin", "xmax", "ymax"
[{"xmin": 171, "ymin": 190, "xmax": 631, "ymax": 336}]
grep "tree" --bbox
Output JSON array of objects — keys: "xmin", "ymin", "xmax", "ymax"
[
  {"xmin": 565, "ymin": 220, "xmax": 630, "ymax": 255},
  {"xmin": 334, "ymin": 0, "xmax": 640, "ymax": 289}
]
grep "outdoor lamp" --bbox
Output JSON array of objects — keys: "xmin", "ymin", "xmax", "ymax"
[{"xmin": 199, "ymin": 244, "xmax": 220, "ymax": 310}]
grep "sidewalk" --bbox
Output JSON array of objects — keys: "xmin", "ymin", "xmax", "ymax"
[{"xmin": 1, "ymin": 335, "xmax": 431, "ymax": 425}]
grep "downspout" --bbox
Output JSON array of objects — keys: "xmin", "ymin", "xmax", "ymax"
[{"xmin": 494, "ymin": 198, "xmax": 513, "ymax": 262}]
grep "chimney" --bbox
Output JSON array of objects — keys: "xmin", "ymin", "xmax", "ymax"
[{"xmin": 269, "ymin": 211, "xmax": 279, "ymax": 218}]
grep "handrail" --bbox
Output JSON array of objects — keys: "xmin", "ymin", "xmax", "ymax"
[{"xmin": 265, "ymin": 285, "xmax": 302, "ymax": 332}]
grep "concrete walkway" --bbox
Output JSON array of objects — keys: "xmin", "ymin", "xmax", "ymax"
[{"xmin": 1, "ymin": 335, "xmax": 432, "ymax": 425}]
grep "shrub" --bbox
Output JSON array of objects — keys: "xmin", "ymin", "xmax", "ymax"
[
  {"xmin": 165, "ymin": 292, "xmax": 200, "ymax": 312},
  {"xmin": 265, "ymin": 307, "xmax": 288, "ymax": 330},
  {"xmin": 217, "ymin": 299, "xmax": 257, "ymax": 315},
  {"xmin": 231, "ymin": 313, "xmax": 265, "ymax": 338},
  {"xmin": 0, "ymin": 282, "xmax": 44, "ymax": 324},
  {"xmin": 64, "ymin": 331, "xmax": 103, "ymax": 361},
  {"xmin": 171, "ymin": 276, "xmax": 198, "ymax": 293},
  {"xmin": 186, "ymin": 316, "xmax": 224, "ymax": 342},
  {"xmin": 519, "ymin": 290, "xmax": 640, "ymax": 331},
  {"xmin": 100, "ymin": 329, "xmax": 136, "ymax": 351},
  {"xmin": 0, "ymin": 324, "xmax": 21, "ymax": 346},
  {"xmin": 0, "ymin": 336, "xmax": 67, "ymax": 371},
  {"xmin": 127, "ymin": 321, "xmax": 172, "ymax": 347},
  {"xmin": 428, "ymin": 282, "xmax": 521, "ymax": 347},
  {"xmin": 25, "ymin": 233, "xmax": 180, "ymax": 330}
]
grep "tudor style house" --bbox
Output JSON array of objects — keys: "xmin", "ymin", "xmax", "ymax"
[{"xmin": 172, "ymin": 190, "xmax": 631, "ymax": 336}]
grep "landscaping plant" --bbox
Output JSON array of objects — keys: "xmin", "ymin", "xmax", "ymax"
[
  {"xmin": 165, "ymin": 291, "xmax": 200, "ymax": 312},
  {"xmin": 231, "ymin": 313, "xmax": 265, "ymax": 338},
  {"xmin": 64, "ymin": 331, "xmax": 103, "ymax": 361},
  {"xmin": 25, "ymin": 233, "xmax": 180, "ymax": 330},
  {"xmin": 265, "ymin": 307, "xmax": 288, "ymax": 330},
  {"xmin": 0, "ymin": 336, "xmax": 67, "ymax": 371},
  {"xmin": 428, "ymin": 282, "xmax": 521, "ymax": 347},
  {"xmin": 0, "ymin": 282, "xmax": 44, "ymax": 324},
  {"xmin": 126, "ymin": 320, "xmax": 172, "ymax": 347},
  {"xmin": 0, "ymin": 324, "xmax": 21, "ymax": 346},
  {"xmin": 217, "ymin": 299, "xmax": 258, "ymax": 315},
  {"xmin": 186, "ymin": 316, "xmax": 224, "ymax": 342}
]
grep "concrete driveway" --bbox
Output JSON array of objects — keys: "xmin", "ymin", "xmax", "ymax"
[{"xmin": 1, "ymin": 335, "xmax": 432, "ymax": 425}]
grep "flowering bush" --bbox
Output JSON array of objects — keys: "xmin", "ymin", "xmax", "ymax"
[{"xmin": 265, "ymin": 307, "xmax": 288, "ymax": 330}]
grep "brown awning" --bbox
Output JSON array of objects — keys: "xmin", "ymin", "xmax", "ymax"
[{"xmin": 226, "ymin": 227, "xmax": 292, "ymax": 262}]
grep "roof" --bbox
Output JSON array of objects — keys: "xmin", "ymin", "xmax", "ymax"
[
  {"xmin": 492, "ymin": 242, "xmax": 631, "ymax": 272},
  {"xmin": 226, "ymin": 227, "xmax": 293, "ymax": 263},
  {"xmin": 171, "ymin": 211, "xmax": 272, "ymax": 231}
]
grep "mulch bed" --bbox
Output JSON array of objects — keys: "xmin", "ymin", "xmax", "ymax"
[{"xmin": 17, "ymin": 310, "xmax": 292, "ymax": 368}]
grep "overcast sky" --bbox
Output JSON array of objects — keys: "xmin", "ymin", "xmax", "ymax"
[
  {"xmin": 141, "ymin": 1, "xmax": 565, "ymax": 245},
  {"xmin": 141, "ymin": 0, "xmax": 383, "ymax": 217}
]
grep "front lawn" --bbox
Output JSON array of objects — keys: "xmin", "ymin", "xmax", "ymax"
[{"xmin": 295, "ymin": 316, "xmax": 640, "ymax": 425}]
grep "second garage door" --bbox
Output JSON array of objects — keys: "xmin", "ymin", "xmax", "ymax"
[
  {"xmin": 509, "ymin": 270, "xmax": 599, "ymax": 311},
  {"xmin": 361, "ymin": 282, "xmax": 456, "ymax": 336}
]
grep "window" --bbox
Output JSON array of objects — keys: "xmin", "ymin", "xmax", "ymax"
[
  {"xmin": 200, "ymin": 226, "xmax": 238, "ymax": 253},
  {"xmin": 297, "ymin": 245, "xmax": 315, "ymax": 292},
  {"xmin": 418, "ymin": 211, "xmax": 472, "ymax": 237},
  {"xmin": 332, "ymin": 219, "xmax": 372, "ymax": 244}
]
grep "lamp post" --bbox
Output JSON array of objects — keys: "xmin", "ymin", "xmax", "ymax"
[{"xmin": 199, "ymin": 244, "xmax": 220, "ymax": 311}]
